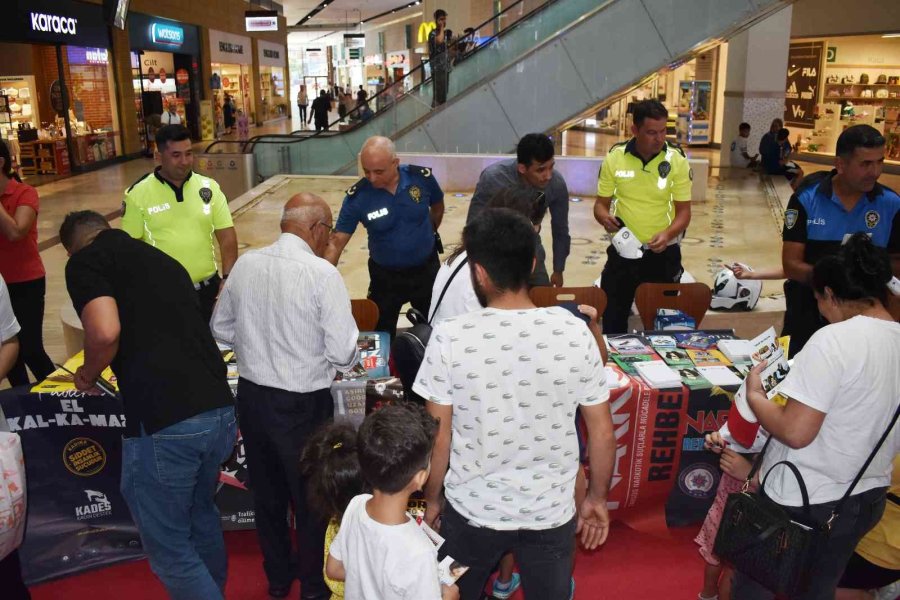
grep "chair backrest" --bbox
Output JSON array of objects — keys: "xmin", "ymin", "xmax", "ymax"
[
  {"xmin": 529, "ymin": 286, "xmax": 607, "ymax": 317},
  {"xmin": 351, "ymin": 299, "xmax": 379, "ymax": 331},
  {"xmin": 634, "ymin": 282, "xmax": 712, "ymax": 330}
]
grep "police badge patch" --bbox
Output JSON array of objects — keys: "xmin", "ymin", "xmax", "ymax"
[
  {"xmin": 785, "ymin": 209, "xmax": 798, "ymax": 229},
  {"xmin": 199, "ymin": 187, "xmax": 213, "ymax": 203},
  {"xmin": 409, "ymin": 185, "xmax": 422, "ymax": 203},
  {"xmin": 865, "ymin": 210, "xmax": 880, "ymax": 229}
]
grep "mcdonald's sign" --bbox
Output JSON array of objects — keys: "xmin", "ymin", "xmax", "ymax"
[{"xmin": 417, "ymin": 21, "xmax": 436, "ymax": 44}]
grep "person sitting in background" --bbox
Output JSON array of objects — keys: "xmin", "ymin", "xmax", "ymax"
[
  {"xmin": 731, "ymin": 233, "xmax": 900, "ymax": 600},
  {"xmin": 763, "ymin": 128, "xmax": 804, "ymax": 190},
  {"xmin": 326, "ymin": 403, "xmax": 458, "ymax": 600},
  {"xmin": 729, "ymin": 122, "xmax": 759, "ymax": 169},
  {"xmin": 358, "ymin": 102, "xmax": 374, "ymax": 123},
  {"xmin": 758, "ymin": 118, "xmax": 782, "ymax": 170}
]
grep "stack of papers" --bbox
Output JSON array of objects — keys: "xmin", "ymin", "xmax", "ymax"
[
  {"xmin": 717, "ymin": 339, "xmax": 754, "ymax": 364},
  {"xmin": 634, "ymin": 361, "xmax": 682, "ymax": 389},
  {"xmin": 696, "ymin": 366, "xmax": 743, "ymax": 387}
]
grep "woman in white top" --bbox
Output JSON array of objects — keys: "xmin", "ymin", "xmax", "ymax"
[
  {"xmin": 297, "ymin": 85, "xmax": 309, "ymax": 126},
  {"xmin": 428, "ymin": 186, "xmax": 548, "ymax": 324},
  {"xmin": 732, "ymin": 233, "xmax": 900, "ymax": 600}
]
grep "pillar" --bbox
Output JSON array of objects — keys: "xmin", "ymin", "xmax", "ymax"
[{"xmin": 719, "ymin": 5, "xmax": 792, "ymax": 167}]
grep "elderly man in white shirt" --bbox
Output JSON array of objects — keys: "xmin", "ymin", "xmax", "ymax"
[{"xmin": 211, "ymin": 192, "xmax": 359, "ymax": 600}]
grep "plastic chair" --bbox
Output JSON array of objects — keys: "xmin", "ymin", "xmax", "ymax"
[
  {"xmin": 529, "ymin": 286, "xmax": 607, "ymax": 316},
  {"xmin": 634, "ymin": 282, "xmax": 712, "ymax": 330},
  {"xmin": 350, "ymin": 299, "xmax": 379, "ymax": 331}
]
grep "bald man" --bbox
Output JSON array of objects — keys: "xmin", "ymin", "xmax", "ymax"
[
  {"xmin": 326, "ymin": 136, "xmax": 445, "ymax": 338},
  {"xmin": 212, "ymin": 194, "xmax": 359, "ymax": 600}
]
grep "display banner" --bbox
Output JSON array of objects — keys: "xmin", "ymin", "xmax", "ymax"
[
  {"xmin": 0, "ymin": 388, "xmax": 143, "ymax": 584},
  {"xmin": 784, "ymin": 41, "xmax": 823, "ymax": 129}
]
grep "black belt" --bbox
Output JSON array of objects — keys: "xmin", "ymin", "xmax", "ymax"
[{"xmin": 193, "ymin": 273, "xmax": 219, "ymax": 290}]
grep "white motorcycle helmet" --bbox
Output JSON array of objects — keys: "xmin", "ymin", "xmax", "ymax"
[{"xmin": 711, "ymin": 264, "xmax": 762, "ymax": 311}]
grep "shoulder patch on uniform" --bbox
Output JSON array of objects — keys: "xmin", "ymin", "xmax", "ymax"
[
  {"xmin": 409, "ymin": 164, "xmax": 432, "ymax": 178},
  {"xmin": 126, "ymin": 172, "xmax": 152, "ymax": 194},
  {"xmin": 667, "ymin": 142, "xmax": 687, "ymax": 158},
  {"xmin": 346, "ymin": 177, "xmax": 367, "ymax": 198},
  {"xmin": 784, "ymin": 209, "xmax": 798, "ymax": 229}
]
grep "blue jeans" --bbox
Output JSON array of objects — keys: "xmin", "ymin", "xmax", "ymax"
[{"xmin": 121, "ymin": 406, "xmax": 237, "ymax": 600}]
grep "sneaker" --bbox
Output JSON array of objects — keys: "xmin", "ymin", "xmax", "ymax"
[{"xmin": 491, "ymin": 573, "xmax": 521, "ymax": 599}]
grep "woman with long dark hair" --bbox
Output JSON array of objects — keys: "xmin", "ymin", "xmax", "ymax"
[
  {"xmin": 732, "ymin": 233, "xmax": 900, "ymax": 599},
  {"xmin": 0, "ymin": 139, "xmax": 54, "ymax": 386}
]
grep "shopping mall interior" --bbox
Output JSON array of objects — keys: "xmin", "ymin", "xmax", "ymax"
[{"xmin": 0, "ymin": 0, "xmax": 899, "ymax": 599}]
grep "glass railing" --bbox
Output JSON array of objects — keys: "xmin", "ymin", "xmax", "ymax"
[{"xmin": 240, "ymin": 0, "xmax": 601, "ymax": 178}]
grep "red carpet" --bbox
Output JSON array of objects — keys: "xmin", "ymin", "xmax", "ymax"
[{"xmin": 31, "ymin": 523, "xmax": 706, "ymax": 599}]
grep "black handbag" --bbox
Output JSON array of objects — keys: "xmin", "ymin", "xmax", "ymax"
[
  {"xmin": 391, "ymin": 256, "xmax": 468, "ymax": 404},
  {"xmin": 713, "ymin": 401, "xmax": 900, "ymax": 597}
]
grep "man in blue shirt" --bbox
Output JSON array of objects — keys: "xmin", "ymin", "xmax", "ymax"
[
  {"xmin": 782, "ymin": 124, "xmax": 900, "ymax": 355},
  {"xmin": 758, "ymin": 118, "xmax": 782, "ymax": 169},
  {"xmin": 326, "ymin": 136, "xmax": 444, "ymax": 338}
]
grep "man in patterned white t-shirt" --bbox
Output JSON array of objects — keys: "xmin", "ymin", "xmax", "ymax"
[{"xmin": 415, "ymin": 208, "xmax": 616, "ymax": 600}]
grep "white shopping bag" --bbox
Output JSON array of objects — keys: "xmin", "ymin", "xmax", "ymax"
[{"xmin": 0, "ymin": 432, "xmax": 26, "ymax": 561}]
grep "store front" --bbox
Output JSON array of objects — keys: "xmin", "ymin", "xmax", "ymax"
[
  {"xmin": 569, "ymin": 50, "xmax": 721, "ymax": 149},
  {"xmin": 786, "ymin": 34, "xmax": 900, "ymax": 165},
  {"xmin": 0, "ymin": 0, "xmax": 121, "ymax": 180},
  {"xmin": 209, "ymin": 29, "xmax": 253, "ymax": 134},
  {"xmin": 128, "ymin": 12, "xmax": 201, "ymax": 151},
  {"xmin": 257, "ymin": 40, "xmax": 287, "ymax": 123}
]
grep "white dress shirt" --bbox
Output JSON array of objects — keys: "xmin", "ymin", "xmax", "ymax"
[{"xmin": 211, "ymin": 233, "xmax": 359, "ymax": 393}]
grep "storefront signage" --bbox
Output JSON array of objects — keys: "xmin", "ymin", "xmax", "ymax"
[
  {"xmin": 826, "ymin": 46, "xmax": 837, "ymax": 63},
  {"xmin": 50, "ymin": 80, "xmax": 64, "ymax": 115},
  {"xmin": 245, "ymin": 10, "xmax": 278, "ymax": 32},
  {"xmin": 66, "ymin": 47, "xmax": 109, "ymax": 66},
  {"xmin": 209, "ymin": 30, "xmax": 252, "ymax": 65},
  {"xmin": 151, "ymin": 22, "xmax": 184, "ymax": 47},
  {"xmin": 418, "ymin": 21, "xmax": 436, "ymax": 44},
  {"xmin": 128, "ymin": 13, "xmax": 199, "ymax": 55},
  {"xmin": 30, "ymin": 12, "xmax": 78, "ymax": 35},
  {"xmin": 784, "ymin": 41, "xmax": 823, "ymax": 129},
  {"xmin": 258, "ymin": 40, "xmax": 286, "ymax": 68},
  {"xmin": 6, "ymin": 0, "xmax": 109, "ymax": 47}
]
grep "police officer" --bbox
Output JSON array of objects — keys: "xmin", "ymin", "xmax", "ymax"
[
  {"xmin": 121, "ymin": 124, "xmax": 238, "ymax": 323},
  {"xmin": 593, "ymin": 100, "xmax": 693, "ymax": 334},
  {"xmin": 782, "ymin": 124, "xmax": 900, "ymax": 356},
  {"xmin": 326, "ymin": 136, "xmax": 444, "ymax": 339}
]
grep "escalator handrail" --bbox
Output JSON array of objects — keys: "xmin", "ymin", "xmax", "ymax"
[{"xmin": 203, "ymin": 0, "xmax": 562, "ymax": 154}]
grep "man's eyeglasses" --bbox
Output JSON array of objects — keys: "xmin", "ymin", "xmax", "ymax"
[{"xmin": 317, "ymin": 222, "xmax": 335, "ymax": 234}]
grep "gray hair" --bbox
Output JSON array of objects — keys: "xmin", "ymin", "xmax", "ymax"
[
  {"xmin": 362, "ymin": 136, "xmax": 397, "ymax": 159},
  {"xmin": 282, "ymin": 204, "xmax": 326, "ymax": 224}
]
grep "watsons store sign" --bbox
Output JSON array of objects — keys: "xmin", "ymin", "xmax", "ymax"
[
  {"xmin": 31, "ymin": 12, "xmax": 78, "ymax": 35},
  {"xmin": 151, "ymin": 22, "xmax": 185, "ymax": 47}
]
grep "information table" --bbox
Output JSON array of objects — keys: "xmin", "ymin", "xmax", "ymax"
[{"xmin": 0, "ymin": 335, "xmax": 740, "ymax": 583}]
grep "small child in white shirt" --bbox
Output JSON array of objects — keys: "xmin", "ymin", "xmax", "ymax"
[{"xmin": 326, "ymin": 403, "xmax": 459, "ymax": 600}]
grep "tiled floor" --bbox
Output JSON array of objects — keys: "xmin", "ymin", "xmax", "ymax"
[{"xmin": 17, "ymin": 126, "xmax": 899, "ymax": 383}]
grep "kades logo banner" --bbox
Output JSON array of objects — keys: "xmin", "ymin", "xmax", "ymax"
[{"xmin": 784, "ymin": 42, "xmax": 823, "ymax": 128}]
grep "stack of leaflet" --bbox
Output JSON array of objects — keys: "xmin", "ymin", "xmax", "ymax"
[
  {"xmin": 717, "ymin": 339, "xmax": 755, "ymax": 365},
  {"xmin": 606, "ymin": 335, "xmax": 660, "ymax": 375},
  {"xmin": 634, "ymin": 361, "xmax": 682, "ymax": 388},
  {"xmin": 649, "ymin": 333, "xmax": 709, "ymax": 389}
]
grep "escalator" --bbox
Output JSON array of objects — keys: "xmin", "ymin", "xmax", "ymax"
[{"xmin": 235, "ymin": 0, "xmax": 792, "ymax": 178}]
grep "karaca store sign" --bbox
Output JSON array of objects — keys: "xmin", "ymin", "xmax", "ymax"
[
  {"xmin": 31, "ymin": 12, "xmax": 77, "ymax": 35},
  {"xmin": 417, "ymin": 21, "xmax": 436, "ymax": 44}
]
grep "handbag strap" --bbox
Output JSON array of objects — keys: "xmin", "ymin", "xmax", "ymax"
[
  {"xmin": 428, "ymin": 256, "xmax": 469, "ymax": 325},
  {"xmin": 760, "ymin": 460, "xmax": 812, "ymax": 516},
  {"xmin": 828, "ymin": 400, "xmax": 900, "ymax": 528}
]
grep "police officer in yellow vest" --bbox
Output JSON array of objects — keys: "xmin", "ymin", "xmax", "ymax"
[
  {"xmin": 594, "ymin": 100, "xmax": 692, "ymax": 333},
  {"xmin": 121, "ymin": 125, "xmax": 238, "ymax": 323}
]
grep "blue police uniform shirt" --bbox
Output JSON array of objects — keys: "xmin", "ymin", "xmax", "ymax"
[
  {"xmin": 335, "ymin": 164, "xmax": 444, "ymax": 269},
  {"xmin": 782, "ymin": 170, "xmax": 900, "ymax": 265}
]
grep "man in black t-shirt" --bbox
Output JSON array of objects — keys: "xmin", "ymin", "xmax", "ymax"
[{"xmin": 59, "ymin": 210, "xmax": 236, "ymax": 600}]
